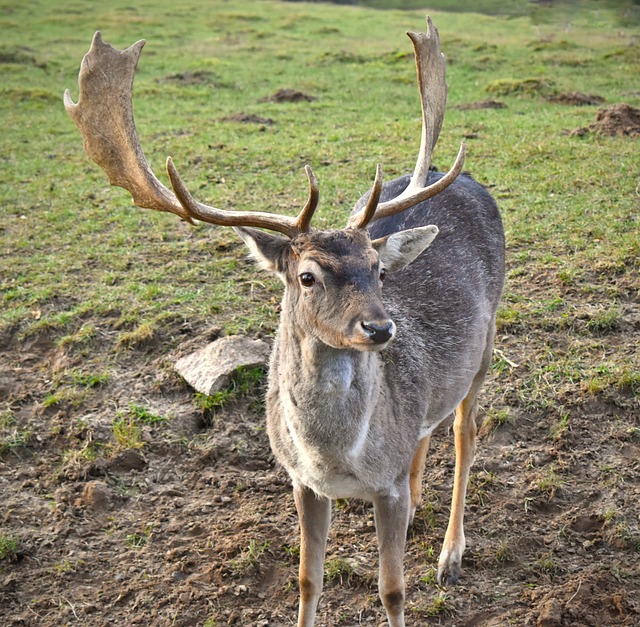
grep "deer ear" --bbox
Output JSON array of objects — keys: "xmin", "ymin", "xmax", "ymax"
[
  {"xmin": 372, "ymin": 225, "xmax": 439, "ymax": 272},
  {"xmin": 233, "ymin": 227, "xmax": 289, "ymax": 276}
]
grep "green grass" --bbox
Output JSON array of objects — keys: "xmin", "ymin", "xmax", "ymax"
[
  {"xmin": 492, "ymin": 540, "xmax": 516, "ymax": 565},
  {"xmin": 194, "ymin": 365, "xmax": 266, "ymax": 417},
  {"xmin": 536, "ymin": 467, "xmax": 566, "ymax": 499},
  {"xmin": 72, "ymin": 370, "xmax": 110, "ymax": 388},
  {"xmin": 325, "ymin": 557, "xmax": 357, "ymax": 585},
  {"xmin": 550, "ymin": 412, "xmax": 570, "ymax": 441},
  {"xmin": 0, "ymin": 533, "xmax": 20, "ymax": 561},
  {"xmin": 231, "ymin": 538, "xmax": 270, "ymax": 573},
  {"xmin": 0, "ymin": 408, "xmax": 32, "ymax": 455},
  {"xmin": 128, "ymin": 403, "xmax": 167, "ymax": 424},
  {"xmin": 110, "ymin": 401, "xmax": 169, "ymax": 449},
  {"xmin": 480, "ymin": 407, "xmax": 515, "ymax": 435},
  {"xmin": 534, "ymin": 551, "xmax": 564, "ymax": 578},
  {"xmin": 112, "ymin": 415, "xmax": 145, "ymax": 450},
  {"xmin": 0, "ymin": 0, "xmax": 638, "ymax": 430},
  {"xmin": 423, "ymin": 592, "xmax": 455, "ymax": 618}
]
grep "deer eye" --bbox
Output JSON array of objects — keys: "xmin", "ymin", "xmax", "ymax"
[
  {"xmin": 299, "ymin": 272, "xmax": 315, "ymax": 287},
  {"xmin": 379, "ymin": 268, "xmax": 387, "ymax": 282}
]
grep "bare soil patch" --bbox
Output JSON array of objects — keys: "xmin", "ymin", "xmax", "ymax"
[
  {"xmin": 221, "ymin": 113, "xmax": 275, "ymax": 125},
  {"xmin": 571, "ymin": 103, "xmax": 640, "ymax": 137},
  {"xmin": 1, "ymin": 299, "xmax": 639, "ymax": 626},
  {"xmin": 546, "ymin": 92, "xmax": 605, "ymax": 106},
  {"xmin": 159, "ymin": 70, "xmax": 222, "ymax": 86},
  {"xmin": 457, "ymin": 99, "xmax": 507, "ymax": 110},
  {"xmin": 0, "ymin": 45, "xmax": 46, "ymax": 68},
  {"xmin": 259, "ymin": 89, "xmax": 316, "ymax": 103}
]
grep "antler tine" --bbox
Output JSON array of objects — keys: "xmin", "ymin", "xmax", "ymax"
[
  {"xmin": 293, "ymin": 165, "xmax": 320, "ymax": 233},
  {"xmin": 350, "ymin": 163, "xmax": 383, "ymax": 230},
  {"xmin": 357, "ymin": 142, "xmax": 465, "ymax": 224},
  {"xmin": 65, "ymin": 32, "xmax": 316, "ymax": 238},
  {"xmin": 406, "ymin": 16, "xmax": 447, "ymax": 192},
  {"xmin": 166, "ymin": 158, "xmax": 301, "ymax": 238},
  {"xmin": 349, "ymin": 16, "xmax": 465, "ymax": 227}
]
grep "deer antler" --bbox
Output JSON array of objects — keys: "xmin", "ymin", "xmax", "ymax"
[
  {"xmin": 349, "ymin": 16, "xmax": 465, "ymax": 229},
  {"xmin": 64, "ymin": 31, "xmax": 319, "ymax": 238}
]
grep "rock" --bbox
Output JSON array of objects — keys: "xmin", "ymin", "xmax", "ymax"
[{"xmin": 174, "ymin": 335, "xmax": 270, "ymax": 396}]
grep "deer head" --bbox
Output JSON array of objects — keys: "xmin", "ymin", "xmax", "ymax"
[{"xmin": 235, "ymin": 225, "xmax": 438, "ymax": 350}]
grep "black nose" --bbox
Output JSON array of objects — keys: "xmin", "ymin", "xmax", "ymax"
[{"xmin": 361, "ymin": 320, "xmax": 395, "ymax": 344}]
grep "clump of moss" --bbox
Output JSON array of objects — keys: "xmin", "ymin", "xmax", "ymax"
[{"xmin": 486, "ymin": 77, "xmax": 555, "ymax": 97}]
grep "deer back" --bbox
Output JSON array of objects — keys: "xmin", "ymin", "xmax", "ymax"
[{"xmin": 353, "ymin": 170, "xmax": 505, "ymax": 436}]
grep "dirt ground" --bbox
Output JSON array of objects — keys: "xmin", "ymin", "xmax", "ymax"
[
  {"xmin": 2, "ymin": 0, "xmax": 639, "ymax": 622},
  {"xmin": 2, "ymin": 278, "xmax": 639, "ymax": 627},
  {"xmin": 2, "ymin": 111, "xmax": 640, "ymax": 624}
]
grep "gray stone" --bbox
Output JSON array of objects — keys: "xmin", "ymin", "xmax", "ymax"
[{"xmin": 175, "ymin": 335, "xmax": 270, "ymax": 396}]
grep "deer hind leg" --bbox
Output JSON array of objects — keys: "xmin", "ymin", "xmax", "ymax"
[
  {"xmin": 437, "ymin": 338, "xmax": 494, "ymax": 586},
  {"xmin": 409, "ymin": 435, "xmax": 431, "ymax": 525},
  {"xmin": 436, "ymin": 394, "xmax": 477, "ymax": 585},
  {"xmin": 294, "ymin": 484, "xmax": 331, "ymax": 627}
]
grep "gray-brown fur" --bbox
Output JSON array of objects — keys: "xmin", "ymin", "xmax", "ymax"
[{"xmin": 234, "ymin": 165, "xmax": 504, "ymax": 625}]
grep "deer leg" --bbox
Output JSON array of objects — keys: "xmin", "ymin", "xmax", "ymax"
[
  {"xmin": 409, "ymin": 435, "xmax": 431, "ymax": 525},
  {"xmin": 437, "ymin": 395, "xmax": 477, "ymax": 585},
  {"xmin": 373, "ymin": 484, "xmax": 411, "ymax": 627},
  {"xmin": 437, "ymin": 337, "xmax": 493, "ymax": 586},
  {"xmin": 294, "ymin": 484, "xmax": 331, "ymax": 627}
]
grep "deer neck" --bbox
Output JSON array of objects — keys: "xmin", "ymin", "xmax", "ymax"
[{"xmin": 275, "ymin": 312, "xmax": 382, "ymax": 453}]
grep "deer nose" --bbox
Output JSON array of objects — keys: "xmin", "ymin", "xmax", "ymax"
[{"xmin": 361, "ymin": 320, "xmax": 395, "ymax": 344}]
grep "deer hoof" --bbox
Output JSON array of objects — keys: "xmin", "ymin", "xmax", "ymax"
[
  {"xmin": 408, "ymin": 505, "xmax": 417, "ymax": 529},
  {"xmin": 436, "ymin": 562, "xmax": 461, "ymax": 586},
  {"xmin": 436, "ymin": 545, "xmax": 463, "ymax": 586}
]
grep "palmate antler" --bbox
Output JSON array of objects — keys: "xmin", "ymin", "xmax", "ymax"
[
  {"xmin": 64, "ymin": 19, "xmax": 463, "ymax": 237},
  {"xmin": 64, "ymin": 32, "xmax": 319, "ymax": 238},
  {"xmin": 349, "ymin": 16, "xmax": 465, "ymax": 229}
]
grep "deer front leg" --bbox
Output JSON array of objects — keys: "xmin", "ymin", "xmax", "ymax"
[
  {"xmin": 373, "ymin": 484, "xmax": 411, "ymax": 627},
  {"xmin": 294, "ymin": 484, "xmax": 331, "ymax": 627},
  {"xmin": 437, "ymin": 396, "xmax": 477, "ymax": 585}
]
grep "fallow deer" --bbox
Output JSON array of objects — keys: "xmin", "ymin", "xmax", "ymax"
[{"xmin": 65, "ymin": 17, "xmax": 505, "ymax": 626}]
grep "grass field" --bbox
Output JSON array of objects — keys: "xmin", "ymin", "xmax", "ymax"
[
  {"xmin": 1, "ymin": 0, "xmax": 639, "ymax": 625},
  {"xmin": 2, "ymin": 0, "xmax": 638, "ymax": 342}
]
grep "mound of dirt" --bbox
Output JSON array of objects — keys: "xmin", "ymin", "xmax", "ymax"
[
  {"xmin": 0, "ymin": 45, "xmax": 46, "ymax": 68},
  {"xmin": 571, "ymin": 103, "xmax": 640, "ymax": 137},
  {"xmin": 259, "ymin": 88, "xmax": 315, "ymax": 103},
  {"xmin": 523, "ymin": 566, "xmax": 638, "ymax": 627},
  {"xmin": 547, "ymin": 92, "xmax": 605, "ymax": 106},
  {"xmin": 158, "ymin": 70, "xmax": 221, "ymax": 86},
  {"xmin": 457, "ymin": 99, "xmax": 507, "ymax": 110},
  {"xmin": 220, "ymin": 112, "xmax": 274, "ymax": 125}
]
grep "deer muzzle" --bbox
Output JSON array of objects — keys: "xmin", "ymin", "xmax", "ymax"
[{"xmin": 361, "ymin": 319, "xmax": 396, "ymax": 345}]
